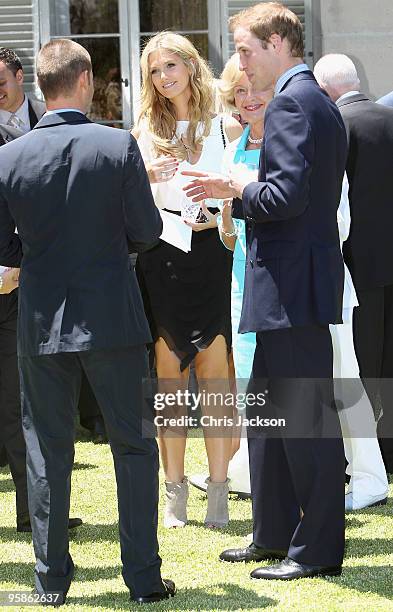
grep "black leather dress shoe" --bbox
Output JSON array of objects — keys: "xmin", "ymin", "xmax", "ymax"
[
  {"xmin": 219, "ymin": 543, "xmax": 286, "ymax": 563},
  {"xmin": 131, "ymin": 578, "xmax": 176, "ymax": 604},
  {"xmin": 250, "ymin": 557, "xmax": 342, "ymax": 580},
  {"xmin": 17, "ymin": 517, "xmax": 83, "ymax": 533}
]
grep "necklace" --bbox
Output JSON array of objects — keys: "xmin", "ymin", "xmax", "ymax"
[
  {"xmin": 180, "ymin": 135, "xmax": 193, "ymax": 162},
  {"xmin": 248, "ymin": 133, "xmax": 263, "ymax": 145}
]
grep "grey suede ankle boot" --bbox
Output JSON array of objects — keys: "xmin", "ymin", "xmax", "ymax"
[
  {"xmin": 164, "ymin": 477, "xmax": 189, "ymax": 528},
  {"xmin": 205, "ymin": 477, "xmax": 229, "ymax": 528}
]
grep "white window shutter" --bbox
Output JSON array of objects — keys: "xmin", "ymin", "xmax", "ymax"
[
  {"xmin": 224, "ymin": 0, "xmax": 312, "ymax": 67},
  {"xmin": 0, "ymin": 0, "xmax": 38, "ymax": 92}
]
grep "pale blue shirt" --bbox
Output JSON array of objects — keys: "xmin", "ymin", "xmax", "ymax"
[{"xmin": 275, "ymin": 63, "xmax": 309, "ymax": 95}]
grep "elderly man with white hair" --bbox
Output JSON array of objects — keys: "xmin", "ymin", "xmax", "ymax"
[{"xmin": 313, "ymin": 53, "xmax": 393, "ymax": 508}]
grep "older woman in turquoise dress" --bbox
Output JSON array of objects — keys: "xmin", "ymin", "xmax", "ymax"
[{"xmin": 189, "ymin": 55, "xmax": 274, "ymax": 495}]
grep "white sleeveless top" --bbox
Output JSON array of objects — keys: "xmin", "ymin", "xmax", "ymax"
[{"xmin": 137, "ymin": 115, "xmax": 226, "ymax": 211}]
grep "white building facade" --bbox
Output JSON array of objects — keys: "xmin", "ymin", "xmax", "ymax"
[{"xmin": 1, "ymin": 0, "xmax": 391, "ymax": 129}]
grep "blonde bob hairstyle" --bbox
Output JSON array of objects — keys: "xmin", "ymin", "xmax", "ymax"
[
  {"xmin": 218, "ymin": 53, "xmax": 243, "ymax": 112},
  {"xmin": 137, "ymin": 31, "xmax": 214, "ymax": 160}
]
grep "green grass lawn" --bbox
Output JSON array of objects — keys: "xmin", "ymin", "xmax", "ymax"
[{"xmin": 1, "ymin": 432, "xmax": 392, "ymax": 611}]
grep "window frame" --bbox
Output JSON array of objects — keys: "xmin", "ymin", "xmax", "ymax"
[{"xmin": 36, "ymin": 0, "xmax": 227, "ymax": 128}]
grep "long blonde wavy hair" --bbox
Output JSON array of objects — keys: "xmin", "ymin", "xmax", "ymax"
[{"xmin": 137, "ymin": 32, "xmax": 214, "ymax": 160}]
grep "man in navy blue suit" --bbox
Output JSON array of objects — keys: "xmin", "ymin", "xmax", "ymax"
[
  {"xmin": 184, "ymin": 2, "xmax": 348, "ymax": 580},
  {"xmin": 0, "ymin": 39, "xmax": 175, "ymax": 604}
]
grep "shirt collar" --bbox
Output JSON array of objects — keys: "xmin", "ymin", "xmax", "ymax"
[
  {"xmin": 336, "ymin": 90, "xmax": 360, "ymax": 105},
  {"xmin": 275, "ymin": 63, "xmax": 310, "ymax": 95},
  {"xmin": 44, "ymin": 108, "xmax": 85, "ymax": 116},
  {"xmin": 0, "ymin": 95, "xmax": 30, "ymax": 133}
]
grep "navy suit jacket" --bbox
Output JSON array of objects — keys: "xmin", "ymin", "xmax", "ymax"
[
  {"xmin": 232, "ymin": 71, "xmax": 347, "ymax": 333},
  {"xmin": 0, "ymin": 112, "xmax": 162, "ymax": 356}
]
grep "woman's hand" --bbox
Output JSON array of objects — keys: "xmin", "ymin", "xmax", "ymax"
[
  {"xmin": 221, "ymin": 200, "xmax": 234, "ymax": 233},
  {"xmin": 218, "ymin": 200, "xmax": 237, "ymax": 251},
  {"xmin": 0, "ymin": 268, "xmax": 19, "ymax": 294},
  {"xmin": 184, "ymin": 202, "xmax": 219, "ymax": 232},
  {"xmin": 146, "ymin": 156, "xmax": 179, "ymax": 184}
]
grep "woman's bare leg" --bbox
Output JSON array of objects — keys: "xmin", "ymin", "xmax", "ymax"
[
  {"xmin": 194, "ymin": 335, "xmax": 232, "ymax": 482},
  {"xmin": 155, "ymin": 337, "xmax": 189, "ymax": 482}
]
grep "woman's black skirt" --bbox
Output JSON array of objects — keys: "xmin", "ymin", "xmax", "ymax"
[{"xmin": 137, "ymin": 210, "xmax": 233, "ymax": 371}]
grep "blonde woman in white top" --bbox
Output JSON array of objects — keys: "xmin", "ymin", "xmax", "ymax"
[{"xmin": 133, "ymin": 32, "xmax": 242, "ymax": 529}]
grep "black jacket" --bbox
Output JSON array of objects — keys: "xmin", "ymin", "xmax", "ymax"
[{"xmin": 338, "ymin": 94, "xmax": 393, "ymax": 290}]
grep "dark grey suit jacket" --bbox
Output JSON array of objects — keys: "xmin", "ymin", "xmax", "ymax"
[
  {"xmin": 337, "ymin": 93, "xmax": 393, "ymax": 290},
  {"xmin": 27, "ymin": 95, "xmax": 46, "ymax": 128},
  {"xmin": 0, "ymin": 111, "xmax": 162, "ymax": 356}
]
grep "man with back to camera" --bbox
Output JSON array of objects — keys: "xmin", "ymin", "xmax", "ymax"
[
  {"xmin": 314, "ymin": 54, "xmax": 393, "ymax": 478},
  {"xmin": 0, "ymin": 39, "xmax": 175, "ymax": 604},
  {"xmin": 183, "ymin": 2, "xmax": 348, "ymax": 580},
  {"xmin": 0, "ymin": 48, "xmax": 87, "ymax": 534}
]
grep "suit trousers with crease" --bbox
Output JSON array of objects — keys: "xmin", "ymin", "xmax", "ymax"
[
  {"xmin": 248, "ymin": 325, "xmax": 345, "ymax": 567},
  {"xmin": 0, "ymin": 290, "xmax": 29, "ymax": 523},
  {"xmin": 353, "ymin": 283, "xmax": 393, "ymax": 472},
  {"xmin": 19, "ymin": 345, "xmax": 162, "ymax": 597}
]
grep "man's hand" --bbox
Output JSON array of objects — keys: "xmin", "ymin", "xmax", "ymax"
[
  {"xmin": 0, "ymin": 267, "xmax": 19, "ymax": 294},
  {"xmin": 182, "ymin": 170, "xmax": 236, "ymax": 202}
]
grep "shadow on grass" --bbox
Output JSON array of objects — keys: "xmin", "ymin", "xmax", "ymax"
[
  {"xmin": 73, "ymin": 462, "xmax": 97, "ymax": 471},
  {"xmin": 68, "ymin": 584, "xmax": 276, "ymax": 610},
  {"xmin": 346, "ymin": 501, "xmax": 392, "ymax": 517},
  {"xmin": 0, "ymin": 523, "xmax": 119, "ymax": 544},
  {"xmin": 345, "ymin": 516, "xmax": 368, "ymax": 529},
  {"xmin": 345, "ymin": 537, "xmax": 393, "ymax": 557},
  {"xmin": 0, "ymin": 478, "xmax": 15, "ymax": 493},
  {"xmin": 3, "ymin": 561, "xmax": 393, "ymax": 608},
  {"xmin": 339, "ymin": 565, "xmax": 393, "ymax": 600},
  {"xmin": 0, "ymin": 563, "xmax": 276, "ymax": 609},
  {"xmin": 0, "ymin": 561, "xmax": 122, "ymax": 584},
  {"xmin": 185, "ymin": 518, "xmax": 253, "ymax": 537}
]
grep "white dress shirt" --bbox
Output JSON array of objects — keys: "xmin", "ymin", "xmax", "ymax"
[
  {"xmin": 0, "ymin": 95, "xmax": 30, "ymax": 133},
  {"xmin": 336, "ymin": 90, "xmax": 360, "ymax": 104}
]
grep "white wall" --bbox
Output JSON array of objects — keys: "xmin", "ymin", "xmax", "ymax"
[{"xmin": 312, "ymin": 0, "xmax": 393, "ymax": 99}]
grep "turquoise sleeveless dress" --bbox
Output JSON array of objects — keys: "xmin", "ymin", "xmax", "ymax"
[{"xmin": 222, "ymin": 125, "xmax": 260, "ymax": 380}]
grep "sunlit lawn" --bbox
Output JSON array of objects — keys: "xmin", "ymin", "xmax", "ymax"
[{"xmin": 0, "ymin": 430, "xmax": 392, "ymax": 611}]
